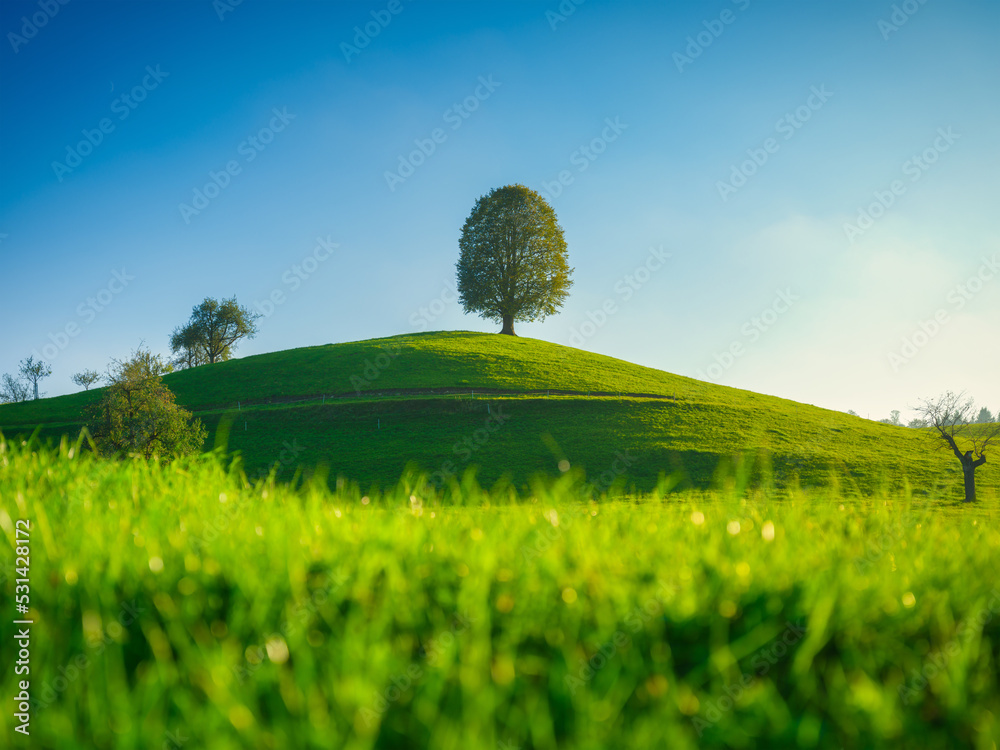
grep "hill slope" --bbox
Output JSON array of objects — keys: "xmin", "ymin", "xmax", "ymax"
[{"xmin": 1, "ymin": 331, "xmax": 996, "ymax": 498}]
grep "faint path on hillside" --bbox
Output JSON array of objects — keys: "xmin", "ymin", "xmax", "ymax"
[{"xmin": 194, "ymin": 387, "xmax": 678, "ymax": 412}]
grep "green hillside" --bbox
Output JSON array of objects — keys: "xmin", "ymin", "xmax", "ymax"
[{"xmin": 1, "ymin": 331, "xmax": 996, "ymax": 498}]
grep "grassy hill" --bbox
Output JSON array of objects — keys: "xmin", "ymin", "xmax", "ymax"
[{"xmin": 1, "ymin": 331, "xmax": 996, "ymax": 498}]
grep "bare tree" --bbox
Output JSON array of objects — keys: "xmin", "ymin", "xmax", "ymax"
[
  {"xmin": 18, "ymin": 356, "xmax": 52, "ymax": 400},
  {"xmin": 0, "ymin": 373, "xmax": 30, "ymax": 403},
  {"xmin": 915, "ymin": 391, "xmax": 1000, "ymax": 503},
  {"xmin": 71, "ymin": 369, "xmax": 103, "ymax": 390}
]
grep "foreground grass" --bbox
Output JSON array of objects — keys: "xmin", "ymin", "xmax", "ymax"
[{"xmin": 2, "ymin": 439, "xmax": 1000, "ymax": 749}]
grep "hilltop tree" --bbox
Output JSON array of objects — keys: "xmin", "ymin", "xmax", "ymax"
[
  {"xmin": 0, "ymin": 373, "xmax": 30, "ymax": 403},
  {"xmin": 169, "ymin": 323, "xmax": 209, "ymax": 369},
  {"xmin": 977, "ymin": 406, "xmax": 995, "ymax": 424},
  {"xmin": 915, "ymin": 391, "xmax": 1000, "ymax": 503},
  {"xmin": 456, "ymin": 184, "xmax": 573, "ymax": 336},
  {"xmin": 171, "ymin": 296, "xmax": 260, "ymax": 365},
  {"xmin": 71, "ymin": 369, "xmax": 102, "ymax": 390},
  {"xmin": 88, "ymin": 347, "xmax": 205, "ymax": 460},
  {"xmin": 19, "ymin": 355, "xmax": 52, "ymax": 400}
]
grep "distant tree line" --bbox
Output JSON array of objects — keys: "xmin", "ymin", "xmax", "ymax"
[
  {"xmin": 0, "ymin": 295, "xmax": 260, "ymax": 406},
  {"xmin": 0, "ymin": 295, "xmax": 257, "ymax": 461},
  {"xmin": 845, "ymin": 406, "xmax": 997, "ymax": 426},
  {"xmin": 0, "ymin": 356, "xmax": 51, "ymax": 403}
]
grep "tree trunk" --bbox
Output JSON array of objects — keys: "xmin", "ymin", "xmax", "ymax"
[
  {"xmin": 962, "ymin": 461, "xmax": 977, "ymax": 503},
  {"xmin": 500, "ymin": 314, "xmax": 516, "ymax": 336},
  {"xmin": 33, "ymin": 382, "xmax": 38, "ymax": 400}
]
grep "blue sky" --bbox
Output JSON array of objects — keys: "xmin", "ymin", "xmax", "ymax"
[{"xmin": 1, "ymin": 0, "xmax": 998, "ymax": 421}]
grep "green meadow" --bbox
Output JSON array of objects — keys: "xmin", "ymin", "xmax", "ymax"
[
  {"xmin": 1, "ymin": 332, "xmax": 996, "ymax": 497},
  {"xmin": 1, "ymin": 439, "xmax": 1000, "ymax": 749},
  {"xmin": 2, "ymin": 332, "xmax": 999, "ymax": 749}
]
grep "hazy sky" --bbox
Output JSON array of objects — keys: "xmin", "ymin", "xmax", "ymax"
[{"xmin": 1, "ymin": 0, "xmax": 997, "ymax": 422}]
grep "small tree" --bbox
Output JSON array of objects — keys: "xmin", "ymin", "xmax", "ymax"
[
  {"xmin": 0, "ymin": 373, "xmax": 30, "ymax": 403},
  {"xmin": 173, "ymin": 296, "xmax": 260, "ymax": 364},
  {"xmin": 976, "ymin": 406, "xmax": 994, "ymax": 424},
  {"xmin": 169, "ymin": 323, "xmax": 209, "ymax": 369},
  {"xmin": 456, "ymin": 184, "xmax": 573, "ymax": 335},
  {"xmin": 71, "ymin": 369, "xmax": 102, "ymax": 390},
  {"xmin": 19, "ymin": 355, "xmax": 52, "ymax": 400},
  {"xmin": 879, "ymin": 410, "xmax": 902, "ymax": 426},
  {"xmin": 915, "ymin": 391, "xmax": 1000, "ymax": 503},
  {"xmin": 88, "ymin": 347, "xmax": 205, "ymax": 459}
]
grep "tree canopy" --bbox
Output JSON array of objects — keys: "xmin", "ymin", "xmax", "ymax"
[
  {"xmin": 456, "ymin": 184, "xmax": 573, "ymax": 335},
  {"xmin": 170, "ymin": 296, "xmax": 260, "ymax": 367},
  {"xmin": 88, "ymin": 347, "xmax": 205, "ymax": 459}
]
